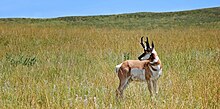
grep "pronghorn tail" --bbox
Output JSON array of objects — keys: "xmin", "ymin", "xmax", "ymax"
[{"xmin": 115, "ymin": 63, "xmax": 122, "ymax": 73}]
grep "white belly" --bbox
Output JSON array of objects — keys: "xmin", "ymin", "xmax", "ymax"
[{"xmin": 130, "ymin": 68, "xmax": 146, "ymax": 81}]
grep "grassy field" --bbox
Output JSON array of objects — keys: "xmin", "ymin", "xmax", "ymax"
[{"xmin": 0, "ymin": 8, "xmax": 220, "ymax": 108}]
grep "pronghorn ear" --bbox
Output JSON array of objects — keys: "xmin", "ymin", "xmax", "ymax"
[{"xmin": 152, "ymin": 41, "xmax": 154, "ymax": 49}]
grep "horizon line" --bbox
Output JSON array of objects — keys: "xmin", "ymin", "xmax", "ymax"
[{"xmin": 0, "ymin": 6, "xmax": 219, "ymax": 19}]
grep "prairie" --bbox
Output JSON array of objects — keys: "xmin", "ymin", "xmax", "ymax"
[{"xmin": 0, "ymin": 7, "xmax": 220, "ymax": 108}]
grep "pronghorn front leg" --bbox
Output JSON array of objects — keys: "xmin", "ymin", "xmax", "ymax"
[
  {"xmin": 147, "ymin": 80, "xmax": 154, "ymax": 99},
  {"xmin": 152, "ymin": 80, "xmax": 158, "ymax": 95}
]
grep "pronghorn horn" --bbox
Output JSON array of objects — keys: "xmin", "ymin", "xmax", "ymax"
[
  {"xmin": 140, "ymin": 37, "xmax": 146, "ymax": 49},
  {"xmin": 152, "ymin": 41, "xmax": 154, "ymax": 49},
  {"xmin": 146, "ymin": 37, "xmax": 150, "ymax": 49}
]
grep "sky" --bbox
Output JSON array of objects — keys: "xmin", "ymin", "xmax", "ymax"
[{"xmin": 0, "ymin": 0, "xmax": 220, "ymax": 18}]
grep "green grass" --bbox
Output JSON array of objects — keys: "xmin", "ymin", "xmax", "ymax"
[{"xmin": 0, "ymin": 7, "xmax": 220, "ymax": 108}]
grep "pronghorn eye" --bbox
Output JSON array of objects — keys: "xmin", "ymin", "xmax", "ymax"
[{"xmin": 146, "ymin": 48, "xmax": 153, "ymax": 52}]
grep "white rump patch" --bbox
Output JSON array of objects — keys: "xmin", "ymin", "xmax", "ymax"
[
  {"xmin": 130, "ymin": 68, "xmax": 146, "ymax": 81},
  {"xmin": 115, "ymin": 63, "xmax": 122, "ymax": 73}
]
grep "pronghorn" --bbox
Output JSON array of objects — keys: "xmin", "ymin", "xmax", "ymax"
[{"xmin": 115, "ymin": 37, "xmax": 162, "ymax": 99}]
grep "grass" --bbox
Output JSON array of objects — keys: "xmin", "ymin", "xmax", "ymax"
[{"xmin": 0, "ymin": 7, "xmax": 220, "ymax": 108}]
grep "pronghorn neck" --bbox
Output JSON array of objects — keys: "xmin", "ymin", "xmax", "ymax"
[{"xmin": 149, "ymin": 49, "xmax": 160, "ymax": 63}]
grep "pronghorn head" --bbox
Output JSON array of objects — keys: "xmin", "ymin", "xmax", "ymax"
[{"xmin": 138, "ymin": 37, "xmax": 155, "ymax": 61}]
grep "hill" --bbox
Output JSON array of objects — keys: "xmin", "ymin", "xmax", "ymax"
[
  {"xmin": 57, "ymin": 7, "xmax": 220, "ymax": 29},
  {"xmin": 0, "ymin": 7, "xmax": 220, "ymax": 29}
]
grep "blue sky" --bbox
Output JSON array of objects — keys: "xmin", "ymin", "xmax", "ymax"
[{"xmin": 0, "ymin": 0, "xmax": 220, "ymax": 18}]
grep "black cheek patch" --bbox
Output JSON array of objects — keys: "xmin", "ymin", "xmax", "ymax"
[{"xmin": 138, "ymin": 53, "xmax": 146, "ymax": 60}]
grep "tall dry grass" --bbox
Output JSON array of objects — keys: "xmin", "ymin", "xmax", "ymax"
[{"xmin": 0, "ymin": 23, "xmax": 219, "ymax": 108}]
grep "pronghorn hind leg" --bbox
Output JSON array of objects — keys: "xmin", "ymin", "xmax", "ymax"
[
  {"xmin": 116, "ymin": 80, "xmax": 124, "ymax": 98},
  {"xmin": 116, "ymin": 76, "xmax": 131, "ymax": 99}
]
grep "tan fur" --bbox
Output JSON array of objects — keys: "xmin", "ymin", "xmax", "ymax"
[
  {"xmin": 125, "ymin": 60, "xmax": 149, "ymax": 69},
  {"xmin": 116, "ymin": 56, "xmax": 162, "ymax": 99},
  {"xmin": 116, "ymin": 60, "xmax": 155, "ymax": 98},
  {"xmin": 115, "ymin": 37, "xmax": 162, "ymax": 99}
]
